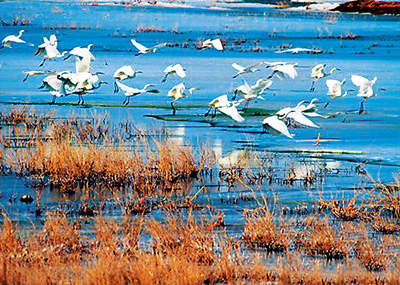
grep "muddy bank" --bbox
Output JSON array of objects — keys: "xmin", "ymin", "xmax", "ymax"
[{"xmin": 332, "ymin": 0, "xmax": 400, "ymax": 15}]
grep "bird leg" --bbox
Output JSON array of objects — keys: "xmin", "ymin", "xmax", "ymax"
[
  {"xmin": 204, "ymin": 107, "xmax": 212, "ymax": 117},
  {"xmin": 242, "ymin": 101, "xmax": 250, "ymax": 113},
  {"xmin": 324, "ymin": 98, "xmax": 332, "ymax": 108},
  {"xmin": 211, "ymin": 109, "xmax": 217, "ymax": 118},
  {"xmin": 114, "ymin": 82, "xmax": 119, "ymax": 93},
  {"xmin": 310, "ymin": 80, "xmax": 316, "ymax": 92},
  {"xmin": 359, "ymin": 100, "xmax": 365, "ymax": 114},
  {"xmin": 161, "ymin": 74, "xmax": 168, "ymax": 83},
  {"xmin": 171, "ymin": 101, "xmax": 176, "ymax": 115},
  {"xmin": 22, "ymin": 74, "xmax": 29, "ymax": 82},
  {"xmin": 63, "ymin": 54, "xmax": 72, "ymax": 61},
  {"xmin": 51, "ymin": 95, "xmax": 56, "ymax": 104},
  {"xmin": 124, "ymin": 97, "xmax": 130, "ymax": 106},
  {"xmin": 39, "ymin": 58, "xmax": 47, "ymax": 67},
  {"xmin": 122, "ymin": 96, "xmax": 127, "ymax": 105}
]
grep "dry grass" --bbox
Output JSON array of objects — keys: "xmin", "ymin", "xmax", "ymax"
[{"xmin": 242, "ymin": 206, "xmax": 294, "ymax": 252}]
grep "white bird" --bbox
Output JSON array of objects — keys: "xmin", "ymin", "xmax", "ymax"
[
  {"xmin": 296, "ymin": 98, "xmax": 322, "ymax": 117},
  {"xmin": 351, "ymin": 75, "xmax": 381, "ymax": 114},
  {"xmin": 262, "ymin": 115, "xmax": 293, "ymax": 139},
  {"xmin": 115, "ymin": 81, "xmax": 158, "ymax": 105},
  {"xmin": 39, "ymin": 71, "xmax": 72, "ymax": 103},
  {"xmin": 35, "ymin": 34, "xmax": 58, "ymax": 56},
  {"xmin": 162, "ymin": 63, "xmax": 186, "ymax": 83},
  {"xmin": 234, "ymin": 78, "xmax": 272, "ymax": 111},
  {"xmin": 325, "ymin": 79, "xmax": 347, "ymax": 108},
  {"xmin": 1, "ymin": 30, "xmax": 26, "ymax": 49},
  {"xmin": 22, "ymin": 70, "xmax": 54, "ymax": 82},
  {"xmin": 276, "ymin": 103, "xmax": 320, "ymax": 128},
  {"xmin": 206, "ymin": 94, "xmax": 245, "ymax": 122},
  {"xmin": 131, "ymin": 39, "xmax": 166, "ymax": 56},
  {"xmin": 232, "ymin": 62, "xmax": 262, "ymax": 78},
  {"xmin": 202, "ymin": 38, "xmax": 224, "ymax": 51},
  {"xmin": 167, "ymin": 83, "xmax": 197, "ymax": 115},
  {"xmin": 310, "ymin": 64, "xmax": 340, "ymax": 92},
  {"xmin": 57, "ymin": 71, "xmax": 107, "ymax": 104},
  {"xmin": 38, "ymin": 45, "xmax": 67, "ymax": 67},
  {"xmin": 265, "ymin": 62, "xmax": 298, "ymax": 80},
  {"xmin": 275, "ymin": 47, "xmax": 323, "ymax": 54},
  {"xmin": 113, "ymin": 65, "xmax": 142, "ymax": 93},
  {"xmin": 64, "ymin": 44, "xmax": 95, "ymax": 73}
]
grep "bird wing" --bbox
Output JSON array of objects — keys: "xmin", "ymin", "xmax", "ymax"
[
  {"xmin": 262, "ymin": 116, "xmax": 293, "ymax": 138},
  {"xmin": 174, "ymin": 64, "xmax": 186, "ymax": 78},
  {"xmin": 277, "ymin": 64, "xmax": 298, "ymax": 79},
  {"xmin": 326, "ymin": 79, "xmax": 341, "ymax": 95},
  {"xmin": 131, "ymin": 39, "xmax": 148, "ymax": 52},
  {"xmin": 351, "ymin": 75, "xmax": 369, "ymax": 87},
  {"xmin": 232, "ymin": 63, "xmax": 244, "ymax": 72},
  {"xmin": 246, "ymin": 61, "xmax": 262, "ymax": 70},
  {"xmin": 116, "ymin": 81, "xmax": 138, "ymax": 96},
  {"xmin": 311, "ymin": 64, "xmax": 325, "ymax": 77},
  {"xmin": 210, "ymin": 39, "xmax": 223, "ymax": 50},
  {"xmin": 288, "ymin": 111, "xmax": 319, "ymax": 128},
  {"xmin": 152, "ymin": 42, "xmax": 167, "ymax": 49},
  {"xmin": 218, "ymin": 105, "xmax": 245, "ymax": 122}
]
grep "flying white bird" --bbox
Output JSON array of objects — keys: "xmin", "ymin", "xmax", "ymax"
[
  {"xmin": 1, "ymin": 30, "xmax": 26, "ymax": 49},
  {"xmin": 205, "ymin": 94, "xmax": 245, "ymax": 122},
  {"xmin": 234, "ymin": 78, "xmax": 272, "ymax": 111},
  {"xmin": 296, "ymin": 98, "xmax": 322, "ymax": 117},
  {"xmin": 167, "ymin": 83, "xmax": 197, "ymax": 115},
  {"xmin": 276, "ymin": 103, "xmax": 320, "ymax": 128},
  {"xmin": 35, "ymin": 34, "xmax": 58, "ymax": 56},
  {"xmin": 351, "ymin": 75, "xmax": 383, "ymax": 114},
  {"xmin": 262, "ymin": 115, "xmax": 293, "ymax": 138},
  {"xmin": 310, "ymin": 64, "xmax": 340, "ymax": 92},
  {"xmin": 115, "ymin": 81, "xmax": 158, "ymax": 105},
  {"xmin": 38, "ymin": 45, "xmax": 67, "ymax": 67},
  {"xmin": 22, "ymin": 70, "xmax": 55, "ymax": 82},
  {"xmin": 232, "ymin": 62, "xmax": 262, "ymax": 78},
  {"xmin": 131, "ymin": 39, "xmax": 166, "ymax": 56},
  {"xmin": 202, "ymin": 38, "xmax": 224, "ymax": 51},
  {"xmin": 64, "ymin": 44, "xmax": 95, "ymax": 73},
  {"xmin": 325, "ymin": 79, "xmax": 347, "ymax": 108},
  {"xmin": 265, "ymin": 62, "xmax": 298, "ymax": 80},
  {"xmin": 162, "ymin": 63, "xmax": 186, "ymax": 82},
  {"xmin": 275, "ymin": 47, "xmax": 323, "ymax": 54},
  {"xmin": 113, "ymin": 65, "xmax": 142, "ymax": 93}
]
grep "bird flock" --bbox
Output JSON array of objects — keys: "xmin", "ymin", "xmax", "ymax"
[{"xmin": 1, "ymin": 30, "xmax": 383, "ymax": 139}]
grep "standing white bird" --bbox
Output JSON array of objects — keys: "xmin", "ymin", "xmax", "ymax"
[
  {"xmin": 310, "ymin": 64, "xmax": 340, "ymax": 92},
  {"xmin": 162, "ymin": 63, "xmax": 186, "ymax": 83},
  {"xmin": 325, "ymin": 79, "xmax": 347, "ymax": 108},
  {"xmin": 205, "ymin": 94, "xmax": 245, "ymax": 122},
  {"xmin": 202, "ymin": 38, "xmax": 224, "ymax": 51},
  {"xmin": 57, "ymin": 71, "xmax": 107, "ymax": 105},
  {"xmin": 265, "ymin": 62, "xmax": 298, "ymax": 80},
  {"xmin": 275, "ymin": 47, "xmax": 323, "ymax": 54},
  {"xmin": 232, "ymin": 62, "xmax": 262, "ymax": 78},
  {"xmin": 39, "ymin": 71, "xmax": 72, "ymax": 104},
  {"xmin": 262, "ymin": 115, "xmax": 293, "ymax": 139},
  {"xmin": 115, "ymin": 81, "xmax": 158, "ymax": 105},
  {"xmin": 351, "ymin": 75, "xmax": 381, "ymax": 114},
  {"xmin": 113, "ymin": 65, "xmax": 142, "ymax": 93},
  {"xmin": 1, "ymin": 30, "xmax": 26, "ymax": 49},
  {"xmin": 167, "ymin": 83, "xmax": 197, "ymax": 115},
  {"xmin": 131, "ymin": 39, "xmax": 167, "ymax": 56}
]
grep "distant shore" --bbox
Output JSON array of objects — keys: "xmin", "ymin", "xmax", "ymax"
[{"xmin": 331, "ymin": 0, "xmax": 400, "ymax": 15}]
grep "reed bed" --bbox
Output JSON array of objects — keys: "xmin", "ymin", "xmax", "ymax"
[{"xmin": 1, "ymin": 108, "xmax": 400, "ymax": 283}]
